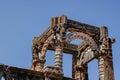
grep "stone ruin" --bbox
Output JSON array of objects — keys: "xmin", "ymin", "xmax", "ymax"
[{"xmin": 0, "ymin": 15, "xmax": 115, "ymax": 80}]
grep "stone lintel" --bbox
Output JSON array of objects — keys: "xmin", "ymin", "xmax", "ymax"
[{"xmin": 67, "ymin": 19, "xmax": 100, "ymax": 36}]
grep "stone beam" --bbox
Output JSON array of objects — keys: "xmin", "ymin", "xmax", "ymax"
[
  {"xmin": 66, "ymin": 19, "xmax": 100, "ymax": 36},
  {"xmin": 48, "ymin": 43, "xmax": 78, "ymax": 54},
  {"xmin": 48, "ymin": 41, "xmax": 89, "ymax": 55}
]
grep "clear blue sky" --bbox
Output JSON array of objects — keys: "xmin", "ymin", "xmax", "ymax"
[{"xmin": 0, "ymin": 0, "xmax": 120, "ymax": 80}]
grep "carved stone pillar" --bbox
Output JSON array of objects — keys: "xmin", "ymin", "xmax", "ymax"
[
  {"xmin": 72, "ymin": 54, "xmax": 77, "ymax": 79},
  {"xmin": 34, "ymin": 60, "xmax": 45, "ymax": 71},
  {"xmin": 98, "ymin": 27, "xmax": 115, "ymax": 80},
  {"xmin": 73, "ymin": 52, "xmax": 88, "ymax": 80},
  {"xmin": 31, "ymin": 42, "xmax": 39, "ymax": 70},
  {"xmin": 31, "ymin": 43, "xmax": 45, "ymax": 71},
  {"xmin": 54, "ymin": 46, "xmax": 63, "ymax": 71},
  {"xmin": 98, "ymin": 44, "xmax": 114, "ymax": 80},
  {"xmin": 75, "ymin": 66, "xmax": 88, "ymax": 80}
]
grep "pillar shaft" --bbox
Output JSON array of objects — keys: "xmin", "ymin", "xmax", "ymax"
[
  {"xmin": 99, "ymin": 27, "xmax": 114, "ymax": 80},
  {"xmin": 75, "ymin": 66, "xmax": 88, "ymax": 80},
  {"xmin": 73, "ymin": 53, "xmax": 88, "ymax": 80},
  {"xmin": 72, "ymin": 54, "xmax": 77, "ymax": 79},
  {"xmin": 98, "ymin": 51, "xmax": 114, "ymax": 80},
  {"xmin": 54, "ymin": 46, "xmax": 63, "ymax": 71}
]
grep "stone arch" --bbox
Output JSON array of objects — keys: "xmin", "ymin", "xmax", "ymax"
[
  {"xmin": 65, "ymin": 32, "xmax": 97, "ymax": 50},
  {"xmin": 39, "ymin": 34, "xmax": 54, "ymax": 60}
]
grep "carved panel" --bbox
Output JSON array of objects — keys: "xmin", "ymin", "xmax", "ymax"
[{"xmin": 79, "ymin": 47, "xmax": 95, "ymax": 66}]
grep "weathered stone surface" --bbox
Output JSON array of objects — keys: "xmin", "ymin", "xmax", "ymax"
[
  {"xmin": 31, "ymin": 15, "xmax": 115, "ymax": 80},
  {"xmin": 0, "ymin": 15, "xmax": 115, "ymax": 80}
]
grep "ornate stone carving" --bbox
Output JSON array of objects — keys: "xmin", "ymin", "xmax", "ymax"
[
  {"xmin": 65, "ymin": 32, "xmax": 97, "ymax": 50},
  {"xmin": 0, "ymin": 15, "xmax": 115, "ymax": 80},
  {"xmin": 98, "ymin": 27, "xmax": 115, "ymax": 80},
  {"xmin": 30, "ymin": 15, "xmax": 115, "ymax": 80},
  {"xmin": 77, "ymin": 47, "xmax": 95, "ymax": 67}
]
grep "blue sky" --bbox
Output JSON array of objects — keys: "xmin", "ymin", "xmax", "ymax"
[{"xmin": 0, "ymin": 0, "xmax": 120, "ymax": 80}]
